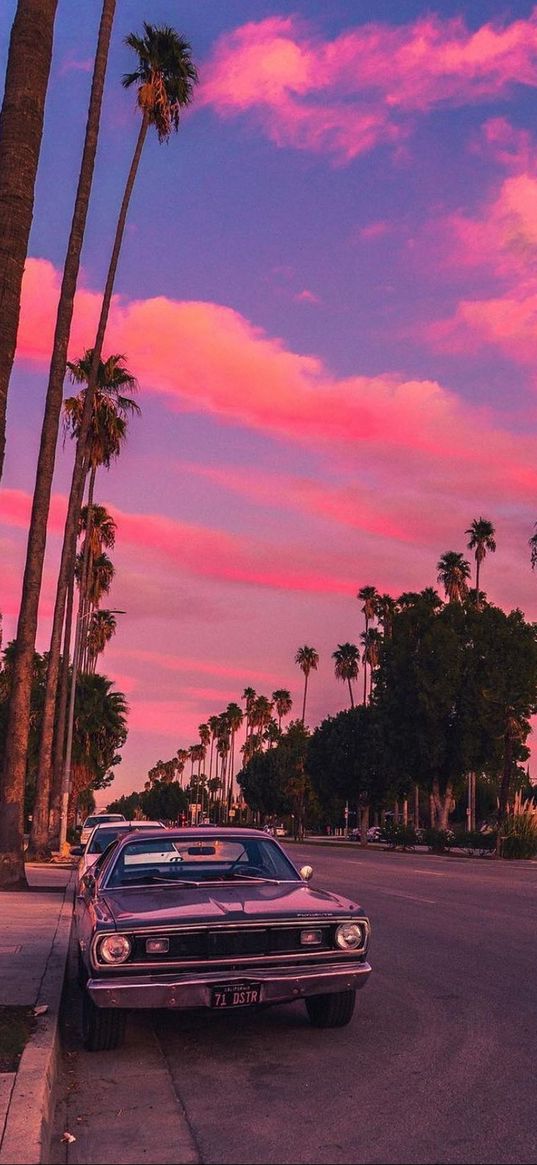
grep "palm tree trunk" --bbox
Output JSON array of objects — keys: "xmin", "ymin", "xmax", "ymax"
[
  {"xmin": 0, "ymin": 0, "xmax": 115, "ymax": 886},
  {"xmin": 348, "ymin": 678, "xmax": 354, "ymax": 709},
  {"xmin": 56, "ymin": 114, "xmax": 150, "ymax": 853},
  {"xmin": 363, "ymin": 618, "xmax": 369, "ymax": 705},
  {"xmin": 301, "ymin": 673, "xmax": 309, "ymax": 723},
  {"xmin": 0, "ymin": 0, "xmax": 58, "ymax": 480},
  {"xmin": 48, "ymin": 571, "xmax": 75, "ymax": 847}
]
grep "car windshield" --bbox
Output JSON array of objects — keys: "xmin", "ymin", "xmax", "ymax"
[
  {"xmin": 84, "ymin": 814, "xmax": 124, "ymax": 829},
  {"xmin": 105, "ymin": 835, "xmax": 300, "ymax": 888},
  {"xmin": 86, "ymin": 824, "xmax": 164, "ymax": 855}
]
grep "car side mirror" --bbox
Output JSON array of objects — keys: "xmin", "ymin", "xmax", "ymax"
[
  {"xmin": 70, "ymin": 845, "xmax": 84, "ymax": 856},
  {"xmin": 81, "ymin": 872, "xmax": 96, "ymax": 896},
  {"xmin": 300, "ymin": 865, "xmax": 313, "ymax": 881}
]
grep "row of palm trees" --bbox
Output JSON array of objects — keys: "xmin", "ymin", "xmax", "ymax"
[
  {"xmin": 0, "ymin": 11, "xmax": 199, "ymax": 885},
  {"xmin": 144, "ymin": 518, "xmax": 502, "ymax": 821}
]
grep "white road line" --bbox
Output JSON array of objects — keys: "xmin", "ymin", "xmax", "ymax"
[
  {"xmin": 376, "ymin": 889, "xmax": 436, "ymax": 904},
  {"xmin": 411, "ymin": 870, "xmax": 446, "ymax": 877}
]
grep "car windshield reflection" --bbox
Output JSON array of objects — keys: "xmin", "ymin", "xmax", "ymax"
[{"xmin": 104, "ymin": 835, "xmax": 300, "ymax": 889}]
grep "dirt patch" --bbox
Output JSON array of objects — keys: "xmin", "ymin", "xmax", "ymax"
[{"xmin": 0, "ymin": 1006, "xmax": 35, "ymax": 1072}]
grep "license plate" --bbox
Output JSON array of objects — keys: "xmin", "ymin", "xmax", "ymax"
[{"xmin": 211, "ymin": 982, "xmax": 261, "ymax": 1009}]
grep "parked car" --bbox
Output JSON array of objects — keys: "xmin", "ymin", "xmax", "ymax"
[
  {"xmin": 73, "ymin": 821, "xmax": 167, "ymax": 881},
  {"xmin": 366, "ymin": 826, "xmax": 383, "ymax": 842},
  {"xmin": 80, "ymin": 813, "xmax": 126, "ymax": 846},
  {"xmin": 75, "ymin": 827, "xmax": 372, "ymax": 1051}
]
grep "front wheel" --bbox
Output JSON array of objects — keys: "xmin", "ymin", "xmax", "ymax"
[
  {"xmin": 82, "ymin": 991, "xmax": 127, "ymax": 1051},
  {"xmin": 305, "ymin": 989, "xmax": 356, "ymax": 1028}
]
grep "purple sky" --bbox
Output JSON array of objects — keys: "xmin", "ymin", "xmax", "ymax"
[{"xmin": 2, "ymin": 1, "xmax": 537, "ymax": 801}]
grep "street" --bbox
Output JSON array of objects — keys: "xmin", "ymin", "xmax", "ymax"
[{"xmin": 50, "ymin": 844, "xmax": 537, "ymax": 1164}]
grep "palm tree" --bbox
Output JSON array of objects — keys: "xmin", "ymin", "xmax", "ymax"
[
  {"xmin": 272, "ymin": 689, "xmax": 293, "ymax": 730},
  {"xmin": 242, "ymin": 687, "xmax": 257, "ymax": 741},
  {"xmin": 466, "ymin": 518, "xmax": 496, "ymax": 609},
  {"xmin": 0, "ymin": 0, "xmax": 58, "ymax": 479},
  {"xmin": 47, "ymin": 356, "xmax": 138, "ymax": 849},
  {"xmin": 225, "ymin": 702, "xmax": 244, "ymax": 813},
  {"xmin": 375, "ymin": 594, "xmax": 396, "ymax": 639},
  {"xmin": 85, "ymin": 609, "xmax": 118, "ymax": 674},
  {"xmin": 332, "ymin": 643, "xmax": 360, "ymax": 709},
  {"xmin": 295, "ymin": 646, "xmax": 319, "ymax": 725},
  {"xmin": 362, "ymin": 628, "xmax": 382, "ymax": 701},
  {"xmin": 437, "ymin": 551, "xmax": 471, "ymax": 603},
  {"xmin": 530, "ymin": 524, "xmax": 537, "ymax": 571},
  {"xmin": 50, "ymin": 27, "xmax": 197, "ymax": 854},
  {"xmin": 0, "ymin": 0, "xmax": 116, "ymax": 884},
  {"xmin": 357, "ymin": 585, "xmax": 378, "ymax": 703}
]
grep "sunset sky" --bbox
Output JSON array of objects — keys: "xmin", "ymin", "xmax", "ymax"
[{"xmin": 2, "ymin": 0, "xmax": 537, "ymax": 801}]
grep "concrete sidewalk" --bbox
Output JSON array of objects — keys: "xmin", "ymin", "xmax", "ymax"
[{"xmin": 0, "ymin": 864, "xmax": 75, "ymax": 1165}]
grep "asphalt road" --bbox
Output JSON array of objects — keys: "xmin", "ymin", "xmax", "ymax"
[{"xmin": 50, "ymin": 844, "xmax": 537, "ymax": 1165}]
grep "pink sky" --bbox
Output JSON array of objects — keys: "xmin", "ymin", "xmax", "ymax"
[{"xmin": 2, "ymin": 1, "xmax": 537, "ymax": 799}]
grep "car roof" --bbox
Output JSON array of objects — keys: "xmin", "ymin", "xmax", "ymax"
[
  {"xmin": 90, "ymin": 821, "xmax": 164, "ymax": 831},
  {"xmin": 111, "ymin": 826, "xmax": 279, "ymax": 850}
]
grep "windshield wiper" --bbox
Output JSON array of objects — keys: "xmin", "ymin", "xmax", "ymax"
[
  {"xmin": 223, "ymin": 870, "xmax": 280, "ymax": 883},
  {"xmin": 118, "ymin": 875, "xmax": 199, "ymax": 887}
]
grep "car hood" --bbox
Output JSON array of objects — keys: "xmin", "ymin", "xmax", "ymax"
[{"xmin": 99, "ymin": 881, "xmax": 364, "ymax": 929}]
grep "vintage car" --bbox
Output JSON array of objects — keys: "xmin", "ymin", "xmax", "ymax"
[{"xmin": 75, "ymin": 827, "xmax": 372, "ymax": 1051}]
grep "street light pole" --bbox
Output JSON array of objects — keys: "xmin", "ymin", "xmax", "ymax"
[{"xmin": 58, "ymin": 606, "xmax": 125, "ymax": 851}]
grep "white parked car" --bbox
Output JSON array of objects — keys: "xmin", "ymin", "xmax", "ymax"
[
  {"xmin": 80, "ymin": 813, "xmax": 126, "ymax": 846},
  {"xmin": 75, "ymin": 821, "xmax": 166, "ymax": 880}
]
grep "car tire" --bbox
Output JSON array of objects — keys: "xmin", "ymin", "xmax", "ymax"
[
  {"xmin": 305, "ymin": 989, "xmax": 356, "ymax": 1028},
  {"xmin": 82, "ymin": 991, "xmax": 127, "ymax": 1052},
  {"xmin": 77, "ymin": 948, "xmax": 87, "ymax": 989}
]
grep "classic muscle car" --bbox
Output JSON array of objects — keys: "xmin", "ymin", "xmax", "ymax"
[{"xmin": 75, "ymin": 827, "xmax": 372, "ymax": 1051}]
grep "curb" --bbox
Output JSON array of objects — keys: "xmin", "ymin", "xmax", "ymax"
[{"xmin": 0, "ymin": 873, "xmax": 75, "ymax": 1165}]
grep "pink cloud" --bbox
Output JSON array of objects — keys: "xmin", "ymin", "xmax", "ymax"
[
  {"xmin": 198, "ymin": 13, "xmax": 537, "ymax": 160},
  {"xmin": 293, "ymin": 289, "xmax": 321, "ymax": 304},
  {"xmin": 358, "ymin": 221, "xmax": 391, "ymax": 241},
  {"xmin": 16, "ymin": 258, "xmax": 506, "ymax": 464},
  {"xmin": 117, "ymin": 648, "xmax": 279, "ymax": 687}
]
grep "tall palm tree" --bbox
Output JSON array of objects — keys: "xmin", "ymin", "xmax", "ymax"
[
  {"xmin": 47, "ymin": 357, "xmax": 139, "ymax": 850},
  {"xmin": 225, "ymin": 702, "xmax": 244, "ymax": 813},
  {"xmin": 466, "ymin": 518, "xmax": 496, "ymax": 609},
  {"xmin": 53, "ymin": 27, "xmax": 197, "ymax": 854},
  {"xmin": 0, "ymin": 0, "xmax": 58, "ymax": 479},
  {"xmin": 357, "ymin": 585, "xmax": 378, "ymax": 703},
  {"xmin": 529, "ymin": 523, "xmax": 537, "ymax": 571},
  {"xmin": 272, "ymin": 689, "xmax": 292, "ymax": 730},
  {"xmin": 332, "ymin": 643, "xmax": 360, "ymax": 709},
  {"xmin": 0, "ymin": 0, "xmax": 116, "ymax": 885},
  {"xmin": 242, "ymin": 687, "xmax": 257, "ymax": 741},
  {"xmin": 437, "ymin": 551, "xmax": 471, "ymax": 603},
  {"xmin": 295, "ymin": 646, "xmax": 319, "ymax": 725}
]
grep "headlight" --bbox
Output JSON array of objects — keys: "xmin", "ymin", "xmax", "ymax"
[
  {"xmin": 99, "ymin": 935, "xmax": 132, "ymax": 964},
  {"xmin": 335, "ymin": 923, "xmax": 364, "ymax": 950}
]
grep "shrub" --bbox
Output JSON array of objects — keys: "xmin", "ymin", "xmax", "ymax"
[
  {"xmin": 382, "ymin": 822, "xmax": 417, "ymax": 850},
  {"xmin": 422, "ymin": 827, "xmax": 455, "ymax": 853},
  {"xmin": 500, "ymin": 813, "xmax": 537, "ymax": 860}
]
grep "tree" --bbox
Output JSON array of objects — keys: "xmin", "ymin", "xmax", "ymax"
[
  {"xmin": 0, "ymin": 0, "xmax": 58, "ymax": 479},
  {"xmin": 357, "ymin": 586, "xmax": 378, "ymax": 703},
  {"xmin": 67, "ymin": 672, "xmax": 127, "ymax": 828},
  {"xmin": 295, "ymin": 646, "xmax": 319, "ymax": 725},
  {"xmin": 466, "ymin": 518, "xmax": 496, "ymax": 609},
  {"xmin": 0, "ymin": 0, "xmax": 116, "ymax": 886},
  {"xmin": 332, "ymin": 643, "xmax": 360, "ymax": 709},
  {"xmin": 85, "ymin": 609, "xmax": 118, "ymax": 674},
  {"xmin": 272, "ymin": 689, "xmax": 293, "ymax": 731},
  {"xmin": 26, "ymin": 25, "xmax": 195, "ymax": 863},
  {"xmin": 437, "ymin": 551, "xmax": 471, "ymax": 603}
]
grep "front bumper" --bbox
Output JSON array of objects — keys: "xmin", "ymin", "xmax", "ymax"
[{"xmin": 87, "ymin": 959, "xmax": 372, "ymax": 1010}]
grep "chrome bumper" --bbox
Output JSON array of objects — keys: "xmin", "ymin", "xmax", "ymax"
[{"xmin": 87, "ymin": 960, "xmax": 372, "ymax": 1010}]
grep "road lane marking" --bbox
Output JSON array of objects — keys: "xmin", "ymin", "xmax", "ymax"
[
  {"xmin": 376, "ymin": 889, "xmax": 436, "ymax": 904},
  {"xmin": 411, "ymin": 870, "xmax": 446, "ymax": 877}
]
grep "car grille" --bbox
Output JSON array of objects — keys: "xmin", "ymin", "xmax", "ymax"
[{"xmin": 129, "ymin": 924, "xmax": 334, "ymax": 965}]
